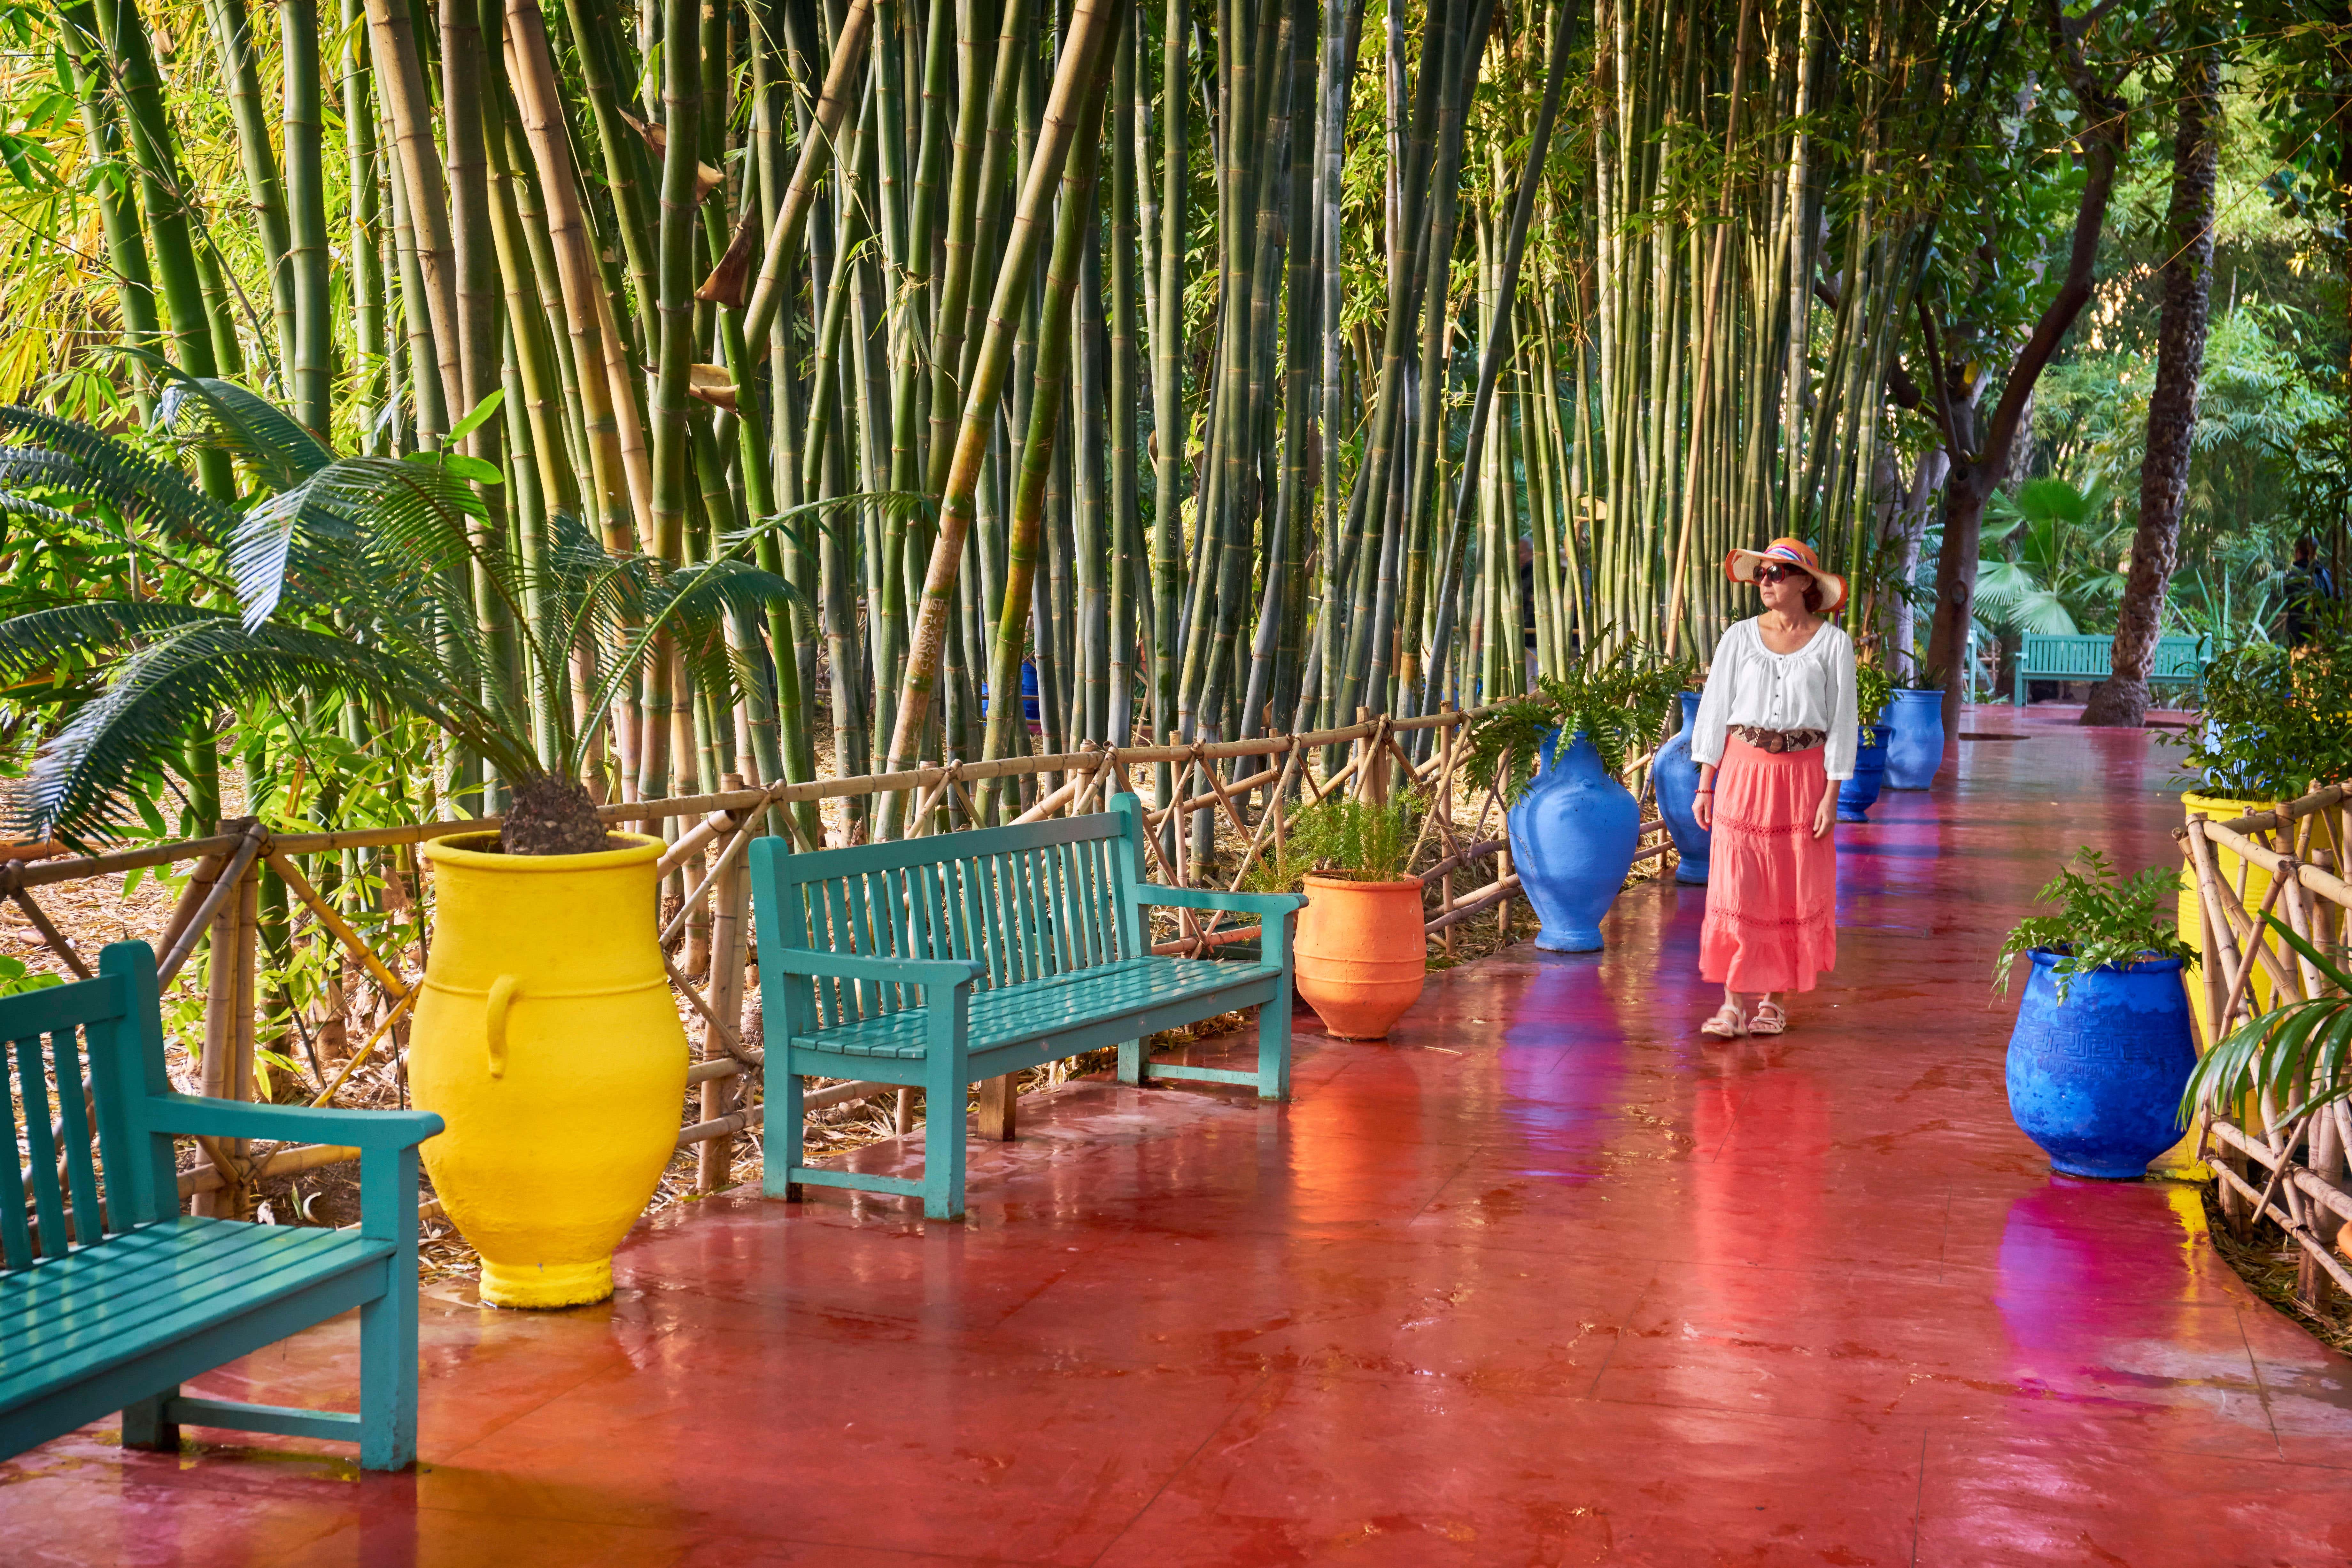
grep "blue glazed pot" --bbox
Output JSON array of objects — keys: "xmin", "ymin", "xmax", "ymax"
[
  {"xmin": 1837, "ymin": 724, "xmax": 1892, "ymax": 823},
  {"xmin": 1652, "ymin": 692, "xmax": 1710, "ymax": 884},
  {"xmin": 1507, "ymin": 730, "xmax": 1641, "ymax": 952},
  {"xmin": 1884, "ymin": 688, "xmax": 1944, "ymax": 790},
  {"xmin": 2006, "ymin": 951, "xmax": 2198, "ymax": 1180}
]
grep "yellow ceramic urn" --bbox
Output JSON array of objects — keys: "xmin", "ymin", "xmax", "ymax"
[{"xmin": 411, "ymin": 831, "xmax": 688, "ymax": 1308}]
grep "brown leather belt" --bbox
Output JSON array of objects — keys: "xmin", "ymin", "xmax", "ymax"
[{"xmin": 1729, "ymin": 725, "xmax": 1825, "ymax": 754}]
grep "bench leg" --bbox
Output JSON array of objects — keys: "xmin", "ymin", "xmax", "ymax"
[
  {"xmin": 1116, "ymin": 1037, "xmax": 1144, "ymax": 1086},
  {"xmin": 1256, "ymin": 998, "xmax": 1292, "ymax": 1101},
  {"xmin": 976, "ymin": 1073, "xmax": 1017, "ymax": 1140},
  {"xmin": 360, "ymin": 1148, "xmax": 422, "ymax": 1471},
  {"xmin": 358, "ymin": 1278, "xmax": 419, "ymax": 1470},
  {"xmin": 121, "ymin": 1387, "xmax": 179, "ymax": 1453},
  {"xmin": 763, "ymin": 1068, "xmax": 806, "ymax": 1201},
  {"xmin": 923, "ymin": 1056, "xmax": 967, "ymax": 1222}
]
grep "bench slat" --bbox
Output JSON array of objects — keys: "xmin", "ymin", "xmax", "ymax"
[
  {"xmin": 0, "ymin": 1223, "xmax": 391, "ymax": 1413},
  {"xmin": 790, "ymin": 956, "xmax": 1276, "ymax": 1063},
  {"xmin": 0, "ymin": 1219, "xmax": 304, "ymax": 1337},
  {"xmin": 0, "ymin": 1220, "xmax": 380, "ymax": 1351},
  {"xmin": 53, "ymin": 1031, "xmax": 105, "ymax": 1254},
  {"xmin": 16, "ymin": 1035, "xmax": 69, "ymax": 1263}
]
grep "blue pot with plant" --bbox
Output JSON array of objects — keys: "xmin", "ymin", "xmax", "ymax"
[
  {"xmin": 1884, "ymin": 685, "xmax": 1944, "ymax": 790},
  {"xmin": 1466, "ymin": 650, "xmax": 1687, "ymax": 953},
  {"xmin": 1652, "ymin": 690, "xmax": 1710, "ymax": 884},
  {"xmin": 1997, "ymin": 852, "xmax": 2199, "ymax": 1179},
  {"xmin": 1838, "ymin": 664, "xmax": 1895, "ymax": 823}
]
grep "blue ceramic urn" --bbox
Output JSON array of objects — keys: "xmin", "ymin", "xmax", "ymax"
[
  {"xmin": 1837, "ymin": 723, "xmax": 1892, "ymax": 823},
  {"xmin": 2006, "ymin": 952, "xmax": 2198, "ymax": 1179},
  {"xmin": 1507, "ymin": 730, "xmax": 1640, "ymax": 952},
  {"xmin": 1884, "ymin": 688, "xmax": 1944, "ymax": 790},
  {"xmin": 1652, "ymin": 691, "xmax": 1710, "ymax": 884}
]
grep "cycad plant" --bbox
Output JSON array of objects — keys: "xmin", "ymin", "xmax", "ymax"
[{"xmin": 0, "ymin": 379, "xmax": 803, "ymax": 854}]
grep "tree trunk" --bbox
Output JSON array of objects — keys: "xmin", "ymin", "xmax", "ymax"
[
  {"xmin": 1923, "ymin": 1, "xmax": 2128, "ymax": 738},
  {"xmin": 2084, "ymin": 44, "xmax": 2219, "ymax": 728}
]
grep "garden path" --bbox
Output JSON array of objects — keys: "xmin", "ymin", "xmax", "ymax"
[{"xmin": 6, "ymin": 703, "xmax": 2351, "ymax": 1565}]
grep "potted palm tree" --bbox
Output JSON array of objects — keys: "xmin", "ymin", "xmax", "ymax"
[
  {"xmin": 0, "ymin": 379, "xmax": 806, "ymax": 1308},
  {"xmin": 1996, "ymin": 851, "xmax": 2199, "ymax": 1179},
  {"xmin": 1255, "ymin": 791, "xmax": 1425, "ymax": 1041},
  {"xmin": 1463, "ymin": 646, "xmax": 1684, "ymax": 952}
]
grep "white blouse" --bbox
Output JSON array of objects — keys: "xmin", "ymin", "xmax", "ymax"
[{"xmin": 1689, "ymin": 617, "xmax": 1860, "ymax": 781}]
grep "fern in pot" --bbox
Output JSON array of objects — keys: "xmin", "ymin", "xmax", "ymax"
[
  {"xmin": 1253, "ymin": 792, "xmax": 1426, "ymax": 1041},
  {"xmin": 1463, "ymin": 649, "xmax": 1683, "ymax": 953},
  {"xmin": 1996, "ymin": 851, "xmax": 2200, "ymax": 1179}
]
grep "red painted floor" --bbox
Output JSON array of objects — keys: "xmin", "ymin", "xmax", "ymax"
[{"xmin": 8, "ymin": 704, "xmax": 2351, "ymax": 1565}]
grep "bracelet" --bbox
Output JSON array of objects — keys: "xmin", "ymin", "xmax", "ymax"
[{"xmin": 1694, "ymin": 787, "xmax": 1713, "ymax": 793}]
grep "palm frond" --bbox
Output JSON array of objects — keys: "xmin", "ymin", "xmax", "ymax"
[
  {"xmin": 151, "ymin": 368, "xmax": 337, "ymax": 488},
  {"xmin": 25, "ymin": 619, "xmax": 537, "ymax": 844},
  {"xmin": 0, "ymin": 412, "xmax": 236, "ymax": 547}
]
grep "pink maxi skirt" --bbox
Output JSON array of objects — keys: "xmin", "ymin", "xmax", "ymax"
[{"xmin": 1699, "ymin": 735, "xmax": 1837, "ymax": 994}]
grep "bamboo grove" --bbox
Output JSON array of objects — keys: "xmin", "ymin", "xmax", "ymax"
[{"xmin": 9, "ymin": 0, "xmax": 2036, "ymax": 841}]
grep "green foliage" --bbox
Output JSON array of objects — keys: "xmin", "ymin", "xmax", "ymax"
[
  {"xmin": 1976, "ymin": 478, "xmax": 2124, "ymax": 639},
  {"xmin": 2178, "ymin": 633, "xmax": 2352, "ymax": 801},
  {"xmin": 0, "ymin": 378, "xmax": 810, "ymax": 844},
  {"xmin": 2181, "ymin": 912, "xmax": 2352, "ymax": 1129},
  {"xmin": 1854, "ymin": 662, "xmax": 1892, "ymax": 727},
  {"xmin": 1993, "ymin": 849, "xmax": 2197, "ymax": 1002},
  {"xmin": 1462, "ymin": 642, "xmax": 1687, "ymax": 805},
  {"xmin": 1248, "ymin": 790, "xmax": 1422, "ymax": 888},
  {"xmin": 0, "ymin": 952, "xmax": 62, "ymax": 997}
]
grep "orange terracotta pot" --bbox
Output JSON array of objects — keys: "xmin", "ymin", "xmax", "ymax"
[{"xmin": 1294, "ymin": 873, "xmax": 1427, "ymax": 1040}]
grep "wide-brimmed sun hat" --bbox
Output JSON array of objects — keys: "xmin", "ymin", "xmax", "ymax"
[{"xmin": 1725, "ymin": 537, "xmax": 1847, "ymax": 614}]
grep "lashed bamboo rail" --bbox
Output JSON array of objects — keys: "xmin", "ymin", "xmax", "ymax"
[
  {"xmin": 2179, "ymin": 784, "xmax": 2352, "ymax": 1310},
  {"xmin": 10, "ymin": 707, "xmax": 1680, "ymax": 1222}
]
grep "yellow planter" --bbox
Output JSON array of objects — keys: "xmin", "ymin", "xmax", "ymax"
[
  {"xmin": 2178, "ymin": 792, "xmax": 2279, "ymax": 1048},
  {"xmin": 411, "ymin": 831, "xmax": 688, "ymax": 1309}
]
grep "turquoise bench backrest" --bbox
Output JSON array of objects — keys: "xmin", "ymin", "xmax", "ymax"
[
  {"xmin": 2018, "ymin": 633, "xmax": 2210, "ymax": 679},
  {"xmin": 749, "ymin": 799, "xmax": 1148, "ymax": 1033},
  {"xmin": 0, "ymin": 947, "xmax": 177, "ymax": 1271}
]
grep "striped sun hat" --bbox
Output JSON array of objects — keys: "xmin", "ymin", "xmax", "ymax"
[{"xmin": 1724, "ymin": 537, "xmax": 1847, "ymax": 614}]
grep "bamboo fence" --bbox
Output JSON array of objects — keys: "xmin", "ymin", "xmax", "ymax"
[
  {"xmin": 8, "ymin": 706, "xmax": 1674, "ymax": 1224},
  {"xmin": 2182, "ymin": 784, "xmax": 2352, "ymax": 1309}
]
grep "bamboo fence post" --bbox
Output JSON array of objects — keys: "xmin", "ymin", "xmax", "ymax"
[
  {"xmin": 697, "ymin": 779, "xmax": 750, "ymax": 1192},
  {"xmin": 192, "ymin": 823, "xmax": 248, "ymax": 1218}
]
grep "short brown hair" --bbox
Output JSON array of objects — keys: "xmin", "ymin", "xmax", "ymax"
[{"xmin": 1799, "ymin": 574, "xmax": 1825, "ymax": 613}]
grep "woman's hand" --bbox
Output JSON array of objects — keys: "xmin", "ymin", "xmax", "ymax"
[
  {"xmin": 1693, "ymin": 789, "xmax": 1712, "ymax": 831},
  {"xmin": 1811, "ymin": 789, "xmax": 1836, "ymax": 839}
]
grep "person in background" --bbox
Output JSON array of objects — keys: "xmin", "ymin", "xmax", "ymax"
[
  {"xmin": 2282, "ymin": 535, "xmax": 2337, "ymax": 649},
  {"xmin": 1688, "ymin": 538, "xmax": 1859, "ymax": 1039}
]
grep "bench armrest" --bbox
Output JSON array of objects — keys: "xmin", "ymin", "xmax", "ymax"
[
  {"xmin": 144, "ymin": 1093, "xmax": 445, "ymax": 1152},
  {"xmin": 771, "ymin": 949, "xmax": 987, "ymax": 987},
  {"xmin": 1136, "ymin": 885, "xmax": 1307, "ymax": 916}
]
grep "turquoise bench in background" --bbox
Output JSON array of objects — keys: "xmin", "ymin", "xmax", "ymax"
[
  {"xmin": 2012, "ymin": 632, "xmax": 2211, "ymax": 706},
  {"xmin": 0, "ymin": 942, "xmax": 442, "ymax": 1471},
  {"xmin": 751, "ymin": 793, "xmax": 1304, "ymax": 1220}
]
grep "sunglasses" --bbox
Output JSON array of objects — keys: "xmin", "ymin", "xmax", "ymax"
[{"xmin": 1755, "ymin": 563, "xmax": 1811, "ymax": 585}]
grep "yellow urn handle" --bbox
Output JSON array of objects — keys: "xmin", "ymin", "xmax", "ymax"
[{"xmin": 485, "ymin": 974, "xmax": 521, "ymax": 1079}]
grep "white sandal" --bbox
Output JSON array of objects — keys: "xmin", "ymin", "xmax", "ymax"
[
  {"xmin": 1699, "ymin": 1002, "xmax": 1748, "ymax": 1039},
  {"xmin": 1750, "ymin": 1001, "xmax": 1787, "ymax": 1036}
]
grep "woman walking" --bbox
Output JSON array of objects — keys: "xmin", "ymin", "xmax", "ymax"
[{"xmin": 1688, "ymin": 538, "xmax": 1859, "ymax": 1038}]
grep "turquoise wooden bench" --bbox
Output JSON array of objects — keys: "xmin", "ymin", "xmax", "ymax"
[
  {"xmin": 2013, "ymin": 632, "xmax": 2210, "ymax": 706},
  {"xmin": 0, "ymin": 942, "xmax": 443, "ymax": 1471},
  {"xmin": 750, "ymin": 793, "xmax": 1305, "ymax": 1220}
]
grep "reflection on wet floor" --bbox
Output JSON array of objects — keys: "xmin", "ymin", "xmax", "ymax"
[{"xmin": 4, "ymin": 705, "xmax": 2348, "ymax": 1565}]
